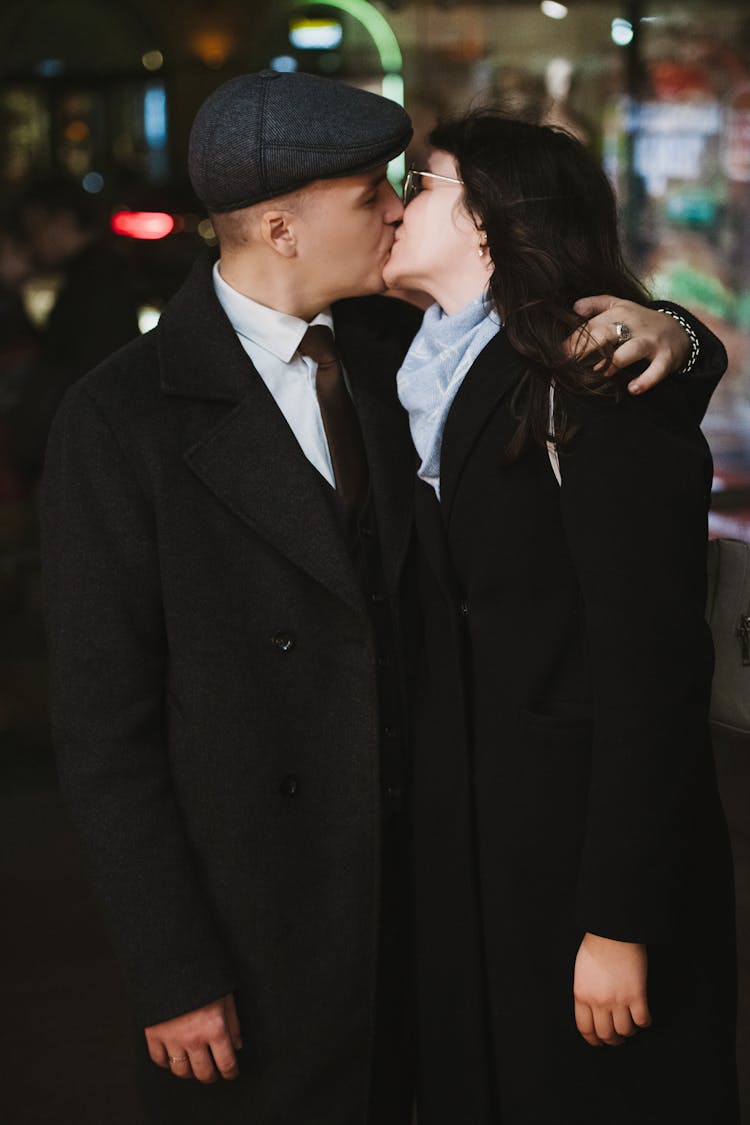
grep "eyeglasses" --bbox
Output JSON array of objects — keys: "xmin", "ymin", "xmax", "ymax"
[{"xmin": 403, "ymin": 166, "xmax": 464, "ymax": 207}]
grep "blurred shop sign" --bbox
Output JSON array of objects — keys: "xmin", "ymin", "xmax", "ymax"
[
  {"xmin": 625, "ymin": 100, "xmax": 722, "ymax": 197},
  {"xmin": 625, "ymin": 102, "xmax": 722, "ymax": 135},
  {"xmin": 665, "ymin": 191, "xmax": 718, "ymax": 228},
  {"xmin": 289, "ymin": 17, "xmax": 344, "ymax": 50},
  {"xmin": 723, "ymin": 84, "xmax": 750, "ymax": 184}
]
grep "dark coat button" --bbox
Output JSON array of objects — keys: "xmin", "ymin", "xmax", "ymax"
[
  {"xmin": 271, "ymin": 631, "xmax": 296, "ymax": 652},
  {"xmin": 459, "ymin": 599, "xmax": 469, "ymax": 616},
  {"xmin": 279, "ymin": 774, "xmax": 299, "ymax": 797},
  {"xmin": 359, "ymin": 525, "xmax": 375, "ymax": 539},
  {"xmin": 384, "ymin": 726, "xmax": 399, "ymax": 739},
  {"xmin": 369, "ymin": 592, "xmax": 385, "ymax": 604},
  {"xmin": 385, "ymin": 785, "xmax": 402, "ymax": 802}
]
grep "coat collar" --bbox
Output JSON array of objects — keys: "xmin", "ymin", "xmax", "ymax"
[
  {"xmin": 156, "ymin": 252, "xmax": 417, "ymax": 613},
  {"xmin": 212, "ymin": 257, "xmax": 335, "ymax": 364},
  {"xmin": 158, "ymin": 249, "xmax": 249, "ymax": 403},
  {"xmin": 439, "ymin": 327, "xmax": 526, "ymax": 527}
]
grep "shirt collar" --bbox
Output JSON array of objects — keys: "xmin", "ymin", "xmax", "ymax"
[{"xmin": 213, "ymin": 260, "xmax": 334, "ymax": 364}]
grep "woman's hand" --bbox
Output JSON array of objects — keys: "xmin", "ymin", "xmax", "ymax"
[
  {"xmin": 573, "ymin": 932, "xmax": 652, "ymax": 1047},
  {"xmin": 565, "ymin": 296, "xmax": 693, "ymax": 394}
]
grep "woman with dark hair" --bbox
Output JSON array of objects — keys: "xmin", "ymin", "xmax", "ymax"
[{"xmin": 383, "ymin": 113, "xmax": 739, "ymax": 1125}]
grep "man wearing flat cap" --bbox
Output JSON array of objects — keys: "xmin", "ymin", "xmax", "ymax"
[
  {"xmin": 43, "ymin": 70, "xmax": 420, "ymax": 1125},
  {"xmin": 41, "ymin": 70, "xmax": 727, "ymax": 1124}
]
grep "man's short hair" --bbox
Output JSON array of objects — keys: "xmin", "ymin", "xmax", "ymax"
[{"xmin": 209, "ymin": 186, "xmax": 311, "ymax": 250}]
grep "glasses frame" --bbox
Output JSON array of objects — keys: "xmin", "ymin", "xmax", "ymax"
[{"xmin": 403, "ymin": 166, "xmax": 464, "ymax": 207}]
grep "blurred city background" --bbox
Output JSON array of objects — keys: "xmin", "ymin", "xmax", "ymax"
[{"xmin": 1, "ymin": 1, "xmax": 748, "ymax": 1121}]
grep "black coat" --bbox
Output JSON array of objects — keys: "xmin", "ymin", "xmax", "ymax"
[
  {"xmin": 41, "ymin": 252, "xmax": 421, "ymax": 1125},
  {"xmin": 412, "ymin": 327, "xmax": 740, "ymax": 1125}
]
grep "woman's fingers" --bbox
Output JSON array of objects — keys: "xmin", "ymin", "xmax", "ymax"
[
  {"xmin": 592, "ymin": 1006, "xmax": 626, "ymax": 1046},
  {"xmin": 565, "ymin": 321, "xmax": 606, "ymax": 362},
  {"xmin": 630, "ymin": 995, "xmax": 653, "ymax": 1029},
  {"xmin": 576, "ymin": 1000, "xmax": 644, "ymax": 1047},
  {"xmin": 627, "ymin": 355, "xmax": 672, "ymax": 395},
  {"xmin": 612, "ymin": 1005, "xmax": 639, "ymax": 1038},
  {"xmin": 601, "ymin": 337, "xmax": 644, "ymax": 370},
  {"xmin": 595, "ymin": 339, "xmax": 672, "ymax": 393},
  {"xmin": 565, "ymin": 296, "xmax": 624, "ymax": 361},
  {"xmin": 574, "ymin": 999, "xmax": 604, "ymax": 1047},
  {"xmin": 572, "ymin": 295, "xmax": 613, "ymax": 321}
]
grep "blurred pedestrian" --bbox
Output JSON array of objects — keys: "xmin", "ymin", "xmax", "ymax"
[
  {"xmin": 0, "ymin": 215, "xmax": 37, "ymax": 500},
  {"xmin": 9, "ymin": 177, "xmax": 138, "ymax": 483}
]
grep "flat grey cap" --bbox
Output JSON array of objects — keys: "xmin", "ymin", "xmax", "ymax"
[{"xmin": 189, "ymin": 70, "xmax": 413, "ymax": 213}]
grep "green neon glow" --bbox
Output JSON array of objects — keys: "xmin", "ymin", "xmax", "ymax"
[
  {"xmin": 296, "ymin": 0, "xmax": 403, "ymax": 72},
  {"xmin": 382, "ymin": 74, "xmax": 405, "ymax": 185},
  {"xmin": 381, "ymin": 72, "xmax": 404, "ymax": 105},
  {"xmin": 295, "ymin": 0, "xmax": 406, "ymax": 187}
]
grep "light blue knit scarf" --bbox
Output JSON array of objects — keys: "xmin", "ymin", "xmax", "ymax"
[{"xmin": 397, "ymin": 293, "xmax": 502, "ymax": 499}]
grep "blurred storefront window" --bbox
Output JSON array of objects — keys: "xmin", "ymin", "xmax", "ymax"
[
  {"xmin": 0, "ymin": 88, "xmax": 49, "ymax": 183},
  {"xmin": 0, "ymin": 0, "xmax": 170, "ymax": 191},
  {"xmin": 618, "ymin": 2, "xmax": 749, "ymax": 508},
  {"xmin": 0, "ymin": 78, "xmax": 170, "ymax": 189}
]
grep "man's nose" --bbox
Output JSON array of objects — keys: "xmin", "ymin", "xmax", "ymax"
[{"xmin": 384, "ymin": 180, "xmax": 404, "ymax": 224}]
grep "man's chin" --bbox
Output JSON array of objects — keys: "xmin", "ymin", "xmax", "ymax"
[
  {"xmin": 355, "ymin": 278, "xmax": 387, "ymax": 298},
  {"xmin": 334, "ymin": 276, "xmax": 388, "ymax": 301}
]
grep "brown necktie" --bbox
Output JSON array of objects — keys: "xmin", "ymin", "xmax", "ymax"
[{"xmin": 299, "ymin": 325, "xmax": 368, "ymax": 510}]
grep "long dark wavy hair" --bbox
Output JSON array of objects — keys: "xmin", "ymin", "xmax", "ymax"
[{"xmin": 429, "ymin": 110, "xmax": 650, "ymax": 455}]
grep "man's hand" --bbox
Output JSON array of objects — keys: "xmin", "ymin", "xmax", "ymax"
[
  {"xmin": 565, "ymin": 296, "xmax": 692, "ymax": 395},
  {"xmin": 573, "ymin": 932, "xmax": 652, "ymax": 1047},
  {"xmin": 145, "ymin": 993, "xmax": 243, "ymax": 1083}
]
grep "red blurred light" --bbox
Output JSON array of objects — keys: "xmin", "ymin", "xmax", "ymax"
[{"xmin": 111, "ymin": 211, "xmax": 175, "ymax": 240}]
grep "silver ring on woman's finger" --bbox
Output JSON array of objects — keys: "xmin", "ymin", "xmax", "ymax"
[
  {"xmin": 168, "ymin": 1055, "xmax": 189, "ymax": 1064},
  {"xmin": 614, "ymin": 321, "xmax": 632, "ymax": 345}
]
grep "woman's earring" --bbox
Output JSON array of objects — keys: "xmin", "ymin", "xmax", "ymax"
[{"xmin": 478, "ymin": 242, "xmax": 487, "ymax": 258}]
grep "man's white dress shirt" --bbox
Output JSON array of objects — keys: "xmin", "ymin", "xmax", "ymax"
[{"xmin": 213, "ymin": 260, "xmax": 337, "ymax": 488}]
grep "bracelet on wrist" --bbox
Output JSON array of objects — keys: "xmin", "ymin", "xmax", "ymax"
[{"xmin": 656, "ymin": 307, "xmax": 700, "ymax": 376}]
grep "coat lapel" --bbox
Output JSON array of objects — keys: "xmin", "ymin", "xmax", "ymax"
[
  {"xmin": 158, "ymin": 252, "xmax": 365, "ymax": 615},
  {"xmin": 439, "ymin": 328, "xmax": 526, "ymax": 528},
  {"xmin": 333, "ymin": 299, "xmax": 418, "ymax": 595},
  {"xmin": 414, "ymin": 476, "xmax": 461, "ymax": 611}
]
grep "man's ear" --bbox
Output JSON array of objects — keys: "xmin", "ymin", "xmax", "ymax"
[{"xmin": 259, "ymin": 210, "xmax": 297, "ymax": 258}]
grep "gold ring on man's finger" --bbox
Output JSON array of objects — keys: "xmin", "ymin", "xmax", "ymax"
[{"xmin": 168, "ymin": 1054, "xmax": 189, "ymax": 1064}]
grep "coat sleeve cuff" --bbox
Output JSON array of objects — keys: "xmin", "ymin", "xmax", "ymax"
[{"xmin": 132, "ymin": 957, "xmax": 238, "ymax": 1028}]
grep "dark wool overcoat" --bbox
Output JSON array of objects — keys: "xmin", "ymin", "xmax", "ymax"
[
  {"xmin": 41, "ymin": 251, "xmax": 421, "ymax": 1125},
  {"xmin": 412, "ymin": 327, "xmax": 740, "ymax": 1125}
]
